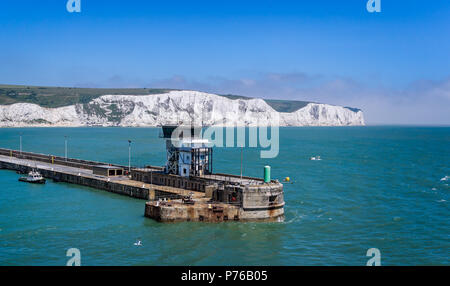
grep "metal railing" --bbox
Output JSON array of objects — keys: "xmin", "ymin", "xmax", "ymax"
[{"xmin": 0, "ymin": 148, "xmax": 128, "ymax": 171}]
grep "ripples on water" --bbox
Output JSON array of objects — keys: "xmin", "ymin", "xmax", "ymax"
[{"xmin": 0, "ymin": 127, "xmax": 448, "ymax": 265}]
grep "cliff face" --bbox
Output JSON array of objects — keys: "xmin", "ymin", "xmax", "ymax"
[{"xmin": 0, "ymin": 90, "xmax": 364, "ymax": 127}]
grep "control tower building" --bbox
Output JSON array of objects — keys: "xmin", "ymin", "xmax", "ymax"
[{"xmin": 161, "ymin": 125, "xmax": 213, "ymax": 178}]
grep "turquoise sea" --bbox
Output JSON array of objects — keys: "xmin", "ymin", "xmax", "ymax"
[{"xmin": 0, "ymin": 127, "xmax": 448, "ymax": 265}]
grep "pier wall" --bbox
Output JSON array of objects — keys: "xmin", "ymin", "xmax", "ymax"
[
  {"xmin": 240, "ymin": 184, "xmax": 284, "ymax": 220},
  {"xmin": 145, "ymin": 202, "xmax": 241, "ymax": 222},
  {"xmin": 145, "ymin": 199, "xmax": 284, "ymax": 222},
  {"xmin": 0, "ymin": 160, "xmax": 152, "ymax": 199},
  {"xmin": 132, "ymin": 169, "xmax": 214, "ymax": 193}
]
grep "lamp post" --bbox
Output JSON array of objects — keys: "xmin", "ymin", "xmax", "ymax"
[
  {"xmin": 64, "ymin": 136, "xmax": 68, "ymax": 161},
  {"xmin": 240, "ymin": 147, "xmax": 243, "ymax": 180},
  {"xmin": 19, "ymin": 133, "xmax": 22, "ymax": 155},
  {"xmin": 128, "ymin": 140, "xmax": 132, "ymax": 174}
]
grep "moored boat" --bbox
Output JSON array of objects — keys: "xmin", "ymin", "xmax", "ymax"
[{"xmin": 18, "ymin": 170, "xmax": 46, "ymax": 184}]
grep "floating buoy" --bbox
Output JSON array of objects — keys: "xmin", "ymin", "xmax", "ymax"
[{"xmin": 284, "ymin": 177, "xmax": 290, "ymax": 182}]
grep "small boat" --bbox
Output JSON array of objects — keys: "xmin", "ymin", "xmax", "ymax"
[
  {"xmin": 310, "ymin": 156, "xmax": 322, "ymax": 161},
  {"xmin": 18, "ymin": 170, "xmax": 46, "ymax": 184}
]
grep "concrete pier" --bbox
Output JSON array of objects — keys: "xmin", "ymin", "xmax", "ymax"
[
  {"xmin": 0, "ymin": 148, "xmax": 285, "ymax": 222},
  {"xmin": 0, "ymin": 148, "xmax": 201, "ymax": 201}
]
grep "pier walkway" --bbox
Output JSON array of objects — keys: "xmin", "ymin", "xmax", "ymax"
[{"xmin": 0, "ymin": 153, "xmax": 204, "ymax": 200}]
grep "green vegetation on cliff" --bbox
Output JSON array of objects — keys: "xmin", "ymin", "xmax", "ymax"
[
  {"xmin": 0, "ymin": 85, "xmax": 172, "ymax": 108},
  {"xmin": 0, "ymin": 84, "xmax": 357, "ymax": 113}
]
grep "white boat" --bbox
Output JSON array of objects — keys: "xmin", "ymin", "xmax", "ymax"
[
  {"xmin": 310, "ymin": 156, "xmax": 322, "ymax": 161},
  {"xmin": 19, "ymin": 170, "xmax": 46, "ymax": 184}
]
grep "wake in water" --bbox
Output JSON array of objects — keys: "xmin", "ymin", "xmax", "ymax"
[{"xmin": 283, "ymin": 209, "xmax": 305, "ymax": 224}]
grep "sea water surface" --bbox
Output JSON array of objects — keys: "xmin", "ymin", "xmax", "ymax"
[{"xmin": 0, "ymin": 127, "xmax": 448, "ymax": 265}]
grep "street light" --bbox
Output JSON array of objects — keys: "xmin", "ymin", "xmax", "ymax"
[
  {"xmin": 240, "ymin": 147, "xmax": 243, "ymax": 180},
  {"xmin": 64, "ymin": 136, "xmax": 68, "ymax": 161},
  {"xmin": 128, "ymin": 140, "xmax": 132, "ymax": 174},
  {"xmin": 19, "ymin": 132, "xmax": 22, "ymax": 155},
  {"xmin": 150, "ymin": 168, "xmax": 153, "ymax": 186}
]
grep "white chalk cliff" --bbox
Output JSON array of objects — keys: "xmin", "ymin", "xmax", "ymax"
[{"xmin": 0, "ymin": 91, "xmax": 364, "ymax": 127}]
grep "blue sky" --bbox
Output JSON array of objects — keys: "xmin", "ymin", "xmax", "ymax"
[{"xmin": 0, "ymin": 0, "xmax": 449, "ymax": 124}]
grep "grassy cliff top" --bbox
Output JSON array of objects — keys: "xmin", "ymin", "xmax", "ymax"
[
  {"xmin": 0, "ymin": 84, "xmax": 358, "ymax": 113},
  {"xmin": 0, "ymin": 85, "xmax": 172, "ymax": 108}
]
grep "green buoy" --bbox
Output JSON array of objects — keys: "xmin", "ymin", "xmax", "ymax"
[{"xmin": 264, "ymin": 166, "xmax": 271, "ymax": 183}]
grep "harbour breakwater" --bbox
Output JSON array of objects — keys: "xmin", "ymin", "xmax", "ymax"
[
  {"xmin": 0, "ymin": 148, "xmax": 178, "ymax": 201},
  {"xmin": 0, "ymin": 148, "xmax": 285, "ymax": 222}
]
